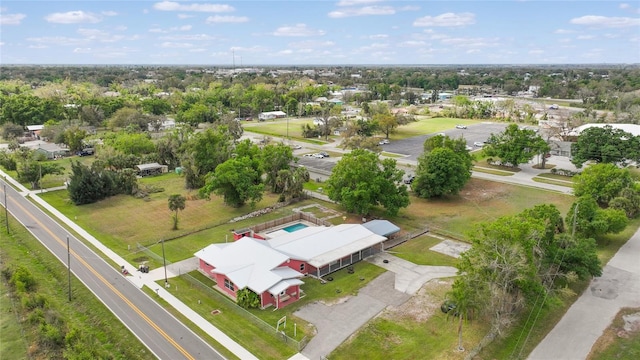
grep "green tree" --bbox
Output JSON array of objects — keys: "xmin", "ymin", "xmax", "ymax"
[
  {"xmin": 260, "ymin": 143, "xmax": 294, "ymax": 193},
  {"xmin": 568, "ymin": 195, "xmax": 628, "ymax": 237},
  {"xmin": 1, "ymin": 122, "xmax": 25, "ymax": 140},
  {"xmin": 17, "ymin": 161, "xmax": 64, "ymax": 189},
  {"xmin": 571, "ymin": 125, "xmax": 640, "ymax": 168},
  {"xmin": 107, "ymin": 107, "xmax": 150, "ymax": 131},
  {"xmin": 62, "ymin": 127, "xmax": 87, "ymax": 153},
  {"xmin": 182, "ymin": 128, "xmax": 233, "ymax": 189},
  {"xmin": 483, "ymin": 124, "xmax": 550, "ymax": 168},
  {"xmin": 375, "ymin": 113, "xmax": 398, "ymax": 139},
  {"xmin": 275, "ymin": 166, "xmax": 310, "ymax": 201},
  {"xmin": 446, "ymin": 278, "xmax": 479, "ymax": 352},
  {"xmin": 325, "ymin": 149, "xmax": 409, "ymax": 216},
  {"xmin": 200, "ymin": 156, "xmax": 264, "ymax": 207},
  {"xmin": 168, "ymin": 194, "xmax": 186, "ymax": 230},
  {"xmin": 573, "ymin": 163, "xmax": 633, "ymax": 205},
  {"xmin": 141, "ymin": 97, "xmax": 171, "ymax": 115},
  {"xmin": 104, "ymin": 132, "xmax": 155, "ymax": 155},
  {"xmin": 412, "ymin": 147, "xmax": 471, "ymax": 198}
]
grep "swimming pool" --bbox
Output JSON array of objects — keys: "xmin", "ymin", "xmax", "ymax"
[{"xmin": 283, "ymin": 223, "xmax": 308, "ymax": 233}]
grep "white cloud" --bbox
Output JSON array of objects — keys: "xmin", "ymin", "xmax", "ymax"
[
  {"xmin": 189, "ymin": 48, "xmax": 207, "ymax": 52},
  {"xmin": 413, "ymin": 12, "xmax": 476, "ymax": 27},
  {"xmin": 29, "ymin": 44, "xmax": 49, "ymax": 49},
  {"xmin": 529, "ymin": 49, "xmax": 545, "ymax": 55},
  {"xmin": 399, "ymin": 40, "xmax": 427, "ymax": 47},
  {"xmin": 45, "ymin": 11, "xmax": 102, "ymax": 24},
  {"xmin": 73, "ymin": 47, "xmax": 92, "ymax": 53},
  {"xmin": 273, "ymin": 24, "xmax": 325, "ymax": 37},
  {"xmin": 368, "ymin": 34, "xmax": 388, "ymax": 39},
  {"xmin": 27, "ymin": 36, "xmax": 88, "ymax": 46},
  {"xmin": 206, "ymin": 15, "xmax": 249, "ymax": 23},
  {"xmin": 153, "ymin": 1, "xmax": 234, "ymax": 13},
  {"xmin": 177, "ymin": 25, "xmax": 192, "ymax": 31},
  {"xmin": 328, "ymin": 6, "xmax": 395, "ymax": 18},
  {"xmin": 1, "ymin": 12, "xmax": 26, "ymax": 25},
  {"xmin": 440, "ymin": 36, "xmax": 501, "ymax": 48},
  {"xmin": 554, "ymin": 28, "xmax": 575, "ymax": 34},
  {"xmin": 115, "ymin": 25, "xmax": 127, "ymax": 31},
  {"xmin": 177, "ymin": 14, "xmax": 194, "ymax": 19},
  {"xmin": 159, "ymin": 34, "xmax": 217, "ymax": 41},
  {"xmin": 288, "ymin": 40, "xmax": 335, "ymax": 49},
  {"xmin": 577, "ymin": 35, "xmax": 596, "ymax": 40},
  {"xmin": 0, "ymin": 41, "xmax": 4, "ymax": 46},
  {"xmin": 161, "ymin": 42, "xmax": 194, "ymax": 48},
  {"xmin": 336, "ymin": 0, "xmax": 383, "ymax": 6},
  {"xmin": 570, "ymin": 15, "xmax": 640, "ymax": 28},
  {"xmin": 619, "ymin": 3, "xmax": 630, "ymax": 9},
  {"xmin": 102, "ymin": 11, "xmax": 117, "ymax": 16}
]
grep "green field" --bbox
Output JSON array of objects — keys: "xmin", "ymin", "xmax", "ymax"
[{"xmin": 0, "ymin": 213, "xmax": 153, "ymax": 360}]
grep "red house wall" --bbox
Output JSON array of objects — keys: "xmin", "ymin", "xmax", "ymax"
[
  {"xmin": 199, "ymin": 259, "xmax": 215, "ymax": 275},
  {"xmin": 261, "ymin": 285, "xmax": 301, "ymax": 309},
  {"xmin": 284, "ymin": 259, "xmax": 309, "ymax": 275}
]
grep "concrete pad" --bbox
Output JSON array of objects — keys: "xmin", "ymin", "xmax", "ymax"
[{"xmin": 430, "ymin": 239, "xmax": 471, "ymax": 258}]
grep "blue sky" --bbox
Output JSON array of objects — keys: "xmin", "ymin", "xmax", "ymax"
[{"xmin": 1, "ymin": 1, "xmax": 639, "ymax": 65}]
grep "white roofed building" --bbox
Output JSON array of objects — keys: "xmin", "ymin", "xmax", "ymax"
[{"xmin": 195, "ymin": 223, "xmax": 389, "ymax": 309}]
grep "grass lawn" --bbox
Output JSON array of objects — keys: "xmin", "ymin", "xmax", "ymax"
[
  {"xmin": 394, "ymin": 178, "xmax": 574, "ymax": 240},
  {"xmin": 390, "ymin": 234, "xmax": 460, "ymax": 267},
  {"xmin": 588, "ymin": 307, "xmax": 640, "ymax": 360},
  {"xmin": 331, "ymin": 278, "xmax": 487, "ymax": 360},
  {"xmin": 472, "ymin": 167, "xmax": 514, "ymax": 176},
  {"xmin": 152, "ymin": 261, "xmax": 385, "ymax": 360},
  {"xmin": 393, "ymin": 116, "xmax": 480, "ymax": 139},
  {"xmin": 532, "ymin": 175, "xmax": 575, "ymax": 188},
  {"xmin": 0, "ymin": 276, "xmax": 27, "ymax": 359}
]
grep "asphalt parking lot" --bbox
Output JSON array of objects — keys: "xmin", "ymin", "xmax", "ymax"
[{"xmin": 380, "ymin": 122, "xmax": 508, "ymax": 161}]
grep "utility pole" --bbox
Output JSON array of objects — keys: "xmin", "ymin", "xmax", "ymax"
[
  {"xmin": 67, "ymin": 235, "xmax": 71, "ymax": 301},
  {"xmin": 161, "ymin": 238, "xmax": 168, "ymax": 288}
]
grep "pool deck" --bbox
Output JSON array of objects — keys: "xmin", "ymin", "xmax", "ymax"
[{"xmin": 260, "ymin": 220, "xmax": 319, "ymax": 239}]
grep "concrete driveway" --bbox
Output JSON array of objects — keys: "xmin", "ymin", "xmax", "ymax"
[{"xmin": 295, "ymin": 253, "xmax": 457, "ymax": 359}]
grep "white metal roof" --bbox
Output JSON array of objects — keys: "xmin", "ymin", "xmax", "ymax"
[
  {"xmin": 573, "ymin": 123, "xmax": 640, "ymax": 137},
  {"xmin": 194, "ymin": 237, "xmax": 303, "ymax": 294},
  {"xmin": 268, "ymin": 278, "xmax": 304, "ymax": 296},
  {"xmin": 266, "ymin": 224, "xmax": 386, "ymax": 268}
]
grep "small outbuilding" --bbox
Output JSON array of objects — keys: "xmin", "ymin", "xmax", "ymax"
[{"xmin": 135, "ymin": 163, "xmax": 168, "ymax": 177}]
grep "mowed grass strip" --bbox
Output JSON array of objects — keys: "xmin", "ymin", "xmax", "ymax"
[{"xmin": 0, "ymin": 275, "xmax": 28, "ymax": 359}]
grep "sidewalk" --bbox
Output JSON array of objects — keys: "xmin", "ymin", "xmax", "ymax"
[
  {"xmin": 528, "ymin": 226, "xmax": 640, "ymax": 360},
  {"xmin": 1, "ymin": 169, "xmax": 259, "ymax": 360}
]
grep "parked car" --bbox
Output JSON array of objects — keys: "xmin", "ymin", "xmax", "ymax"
[
  {"xmin": 313, "ymin": 153, "xmax": 327, "ymax": 158},
  {"xmin": 404, "ymin": 175, "xmax": 415, "ymax": 185},
  {"xmin": 455, "ymin": 124, "xmax": 467, "ymax": 129},
  {"xmin": 318, "ymin": 151, "xmax": 329, "ymax": 157},
  {"xmin": 473, "ymin": 141, "xmax": 485, "ymax": 147},
  {"xmin": 549, "ymin": 104, "xmax": 559, "ymax": 110},
  {"xmin": 303, "ymin": 153, "xmax": 315, "ymax": 157},
  {"xmin": 291, "ymin": 144, "xmax": 302, "ymax": 150},
  {"xmin": 465, "ymin": 145, "xmax": 473, "ymax": 151}
]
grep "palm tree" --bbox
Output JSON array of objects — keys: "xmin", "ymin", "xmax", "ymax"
[
  {"xmin": 445, "ymin": 278, "xmax": 479, "ymax": 352},
  {"xmin": 168, "ymin": 194, "xmax": 186, "ymax": 230}
]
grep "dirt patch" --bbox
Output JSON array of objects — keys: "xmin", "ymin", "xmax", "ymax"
[
  {"xmin": 382, "ymin": 278, "xmax": 453, "ymax": 323},
  {"xmin": 319, "ymin": 295, "xmax": 352, "ymax": 306},
  {"xmin": 459, "ymin": 179, "xmax": 509, "ymax": 203},
  {"xmin": 588, "ymin": 307, "xmax": 640, "ymax": 359}
]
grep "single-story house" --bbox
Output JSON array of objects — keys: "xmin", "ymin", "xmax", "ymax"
[
  {"xmin": 328, "ymin": 98, "xmax": 343, "ymax": 106},
  {"xmin": 267, "ymin": 224, "xmax": 387, "ymax": 277},
  {"xmin": 258, "ymin": 111, "xmax": 287, "ymax": 121},
  {"xmin": 35, "ymin": 142, "xmax": 70, "ymax": 159},
  {"xmin": 26, "ymin": 125, "xmax": 44, "ymax": 138},
  {"xmin": 195, "ymin": 237, "xmax": 305, "ymax": 310},
  {"xmin": 135, "ymin": 163, "xmax": 168, "ymax": 177},
  {"xmin": 196, "ymin": 223, "xmax": 389, "ymax": 308}
]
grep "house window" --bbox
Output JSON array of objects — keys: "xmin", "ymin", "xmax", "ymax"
[
  {"xmin": 299, "ymin": 263, "xmax": 305, "ymax": 271},
  {"xmin": 224, "ymin": 278, "xmax": 235, "ymax": 291}
]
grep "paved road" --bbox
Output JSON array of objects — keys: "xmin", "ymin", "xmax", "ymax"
[
  {"xmin": 1, "ymin": 181, "xmax": 225, "ymax": 360},
  {"xmin": 528, "ymin": 226, "xmax": 640, "ymax": 360}
]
